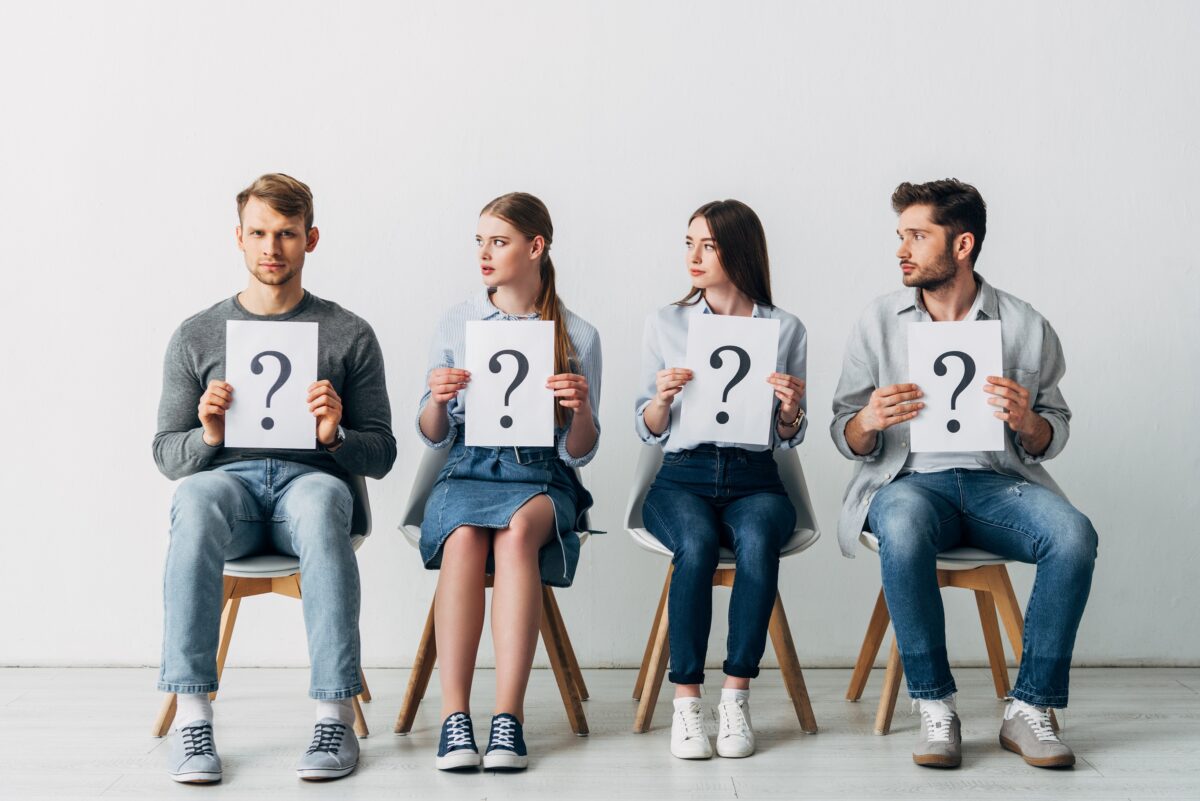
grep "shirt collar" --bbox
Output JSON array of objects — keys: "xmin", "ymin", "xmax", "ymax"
[
  {"xmin": 474, "ymin": 288, "xmax": 541, "ymax": 321},
  {"xmin": 694, "ymin": 295, "xmax": 765, "ymax": 319},
  {"xmin": 896, "ymin": 272, "xmax": 998, "ymax": 320}
]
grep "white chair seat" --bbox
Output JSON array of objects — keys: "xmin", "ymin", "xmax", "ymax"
[
  {"xmin": 858, "ymin": 531, "xmax": 1010, "ymax": 571},
  {"xmin": 224, "ymin": 534, "xmax": 367, "ymax": 578}
]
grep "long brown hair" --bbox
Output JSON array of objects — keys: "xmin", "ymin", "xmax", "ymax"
[
  {"xmin": 677, "ymin": 199, "xmax": 773, "ymax": 307},
  {"xmin": 480, "ymin": 192, "xmax": 576, "ymax": 427}
]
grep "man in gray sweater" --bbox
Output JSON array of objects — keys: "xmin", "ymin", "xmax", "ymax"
[
  {"xmin": 152, "ymin": 174, "xmax": 396, "ymax": 783},
  {"xmin": 831, "ymin": 180, "xmax": 1097, "ymax": 770}
]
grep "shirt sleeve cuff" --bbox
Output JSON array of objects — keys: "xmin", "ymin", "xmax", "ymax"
[
  {"xmin": 557, "ymin": 414, "xmax": 600, "ymax": 468},
  {"xmin": 634, "ymin": 400, "xmax": 670, "ymax": 445}
]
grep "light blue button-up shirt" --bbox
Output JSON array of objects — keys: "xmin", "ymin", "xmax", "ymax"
[
  {"xmin": 634, "ymin": 298, "xmax": 808, "ymax": 453},
  {"xmin": 416, "ymin": 289, "xmax": 602, "ymax": 468}
]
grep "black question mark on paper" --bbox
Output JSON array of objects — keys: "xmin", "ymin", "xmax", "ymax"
[
  {"xmin": 250, "ymin": 350, "xmax": 292, "ymax": 430},
  {"xmin": 489, "ymin": 349, "xmax": 529, "ymax": 429},
  {"xmin": 709, "ymin": 345, "xmax": 751, "ymax": 424},
  {"xmin": 933, "ymin": 350, "xmax": 975, "ymax": 433}
]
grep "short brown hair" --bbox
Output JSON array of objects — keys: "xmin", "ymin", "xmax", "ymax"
[
  {"xmin": 236, "ymin": 173, "xmax": 314, "ymax": 230},
  {"xmin": 892, "ymin": 179, "xmax": 986, "ymax": 266}
]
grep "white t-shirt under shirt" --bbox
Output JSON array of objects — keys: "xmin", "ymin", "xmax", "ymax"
[{"xmin": 901, "ymin": 287, "xmax": 991, "ymax": 474}]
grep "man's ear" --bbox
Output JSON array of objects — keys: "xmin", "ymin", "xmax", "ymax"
[
  {"xmin": 235, "ymin": 226, "xmax": 245, "ymax": 252},
  {"xmin": 306, "ymin": 226, "xmax": 320, "ymax": 253},
  {"xmin": 955, "ymin": 231, "xmax": 975, "ymax": 266}
]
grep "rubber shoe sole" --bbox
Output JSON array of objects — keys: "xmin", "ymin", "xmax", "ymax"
[
  {"xmin": 912, "ymin": 752, "xmax": 961, "ymax": 768},
  {"xmin": 483, "ymin": 750, "xmax": 528, "ymax": 770},
  {"xmin": 436, "ymin": 750, "xmax": 481, "ymax": 771},
  {"xmin": 999, "ymin": 735, "xmax": 1075, "ymax": 768},
  {"xmin": 170, "ymin": 771, "xmax": 222, "ymax": 784},
  {"xmin": 297, "ymin": 763, "xmax": 357, "ymax": 781}
]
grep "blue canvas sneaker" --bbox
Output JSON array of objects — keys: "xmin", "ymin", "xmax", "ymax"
[
  {"xmin": 436, "ymin": 712, "xmax": 481, "ymax": 770},
  {"xmin": 483, "ymin": 713, "xmax": 528, "ymax": 770}
]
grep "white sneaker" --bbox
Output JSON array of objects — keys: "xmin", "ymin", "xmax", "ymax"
[
  {"xmin": 670, "ymin": 698, "xmax": 713, "ymax": 759},
  {"xmin": 716, "ymin": 697, "xmax": 755, "ymax": 758}
]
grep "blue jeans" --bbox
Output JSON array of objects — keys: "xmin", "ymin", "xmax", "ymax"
[
  {"xmin": 158, "ymin": 459, "xmax": 361, "ymax": 700},
  {"xmin": 868, "ymin": 469, "xmax": 1098, "ymax": 708},
  {"xmin": 642, "ymin": 446, "xmax": 796, "ymax": 685}
]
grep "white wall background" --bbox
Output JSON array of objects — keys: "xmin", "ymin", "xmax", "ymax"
[{"xmin": 1, "ymin": 1, "xmax": 1197, "ymax": 671}]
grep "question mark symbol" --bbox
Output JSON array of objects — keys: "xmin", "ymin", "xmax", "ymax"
[
  {"xmin": 933, "ymin": 350, "xmax": 976, "ymax": 433},
  {"xmin": 251, "ymin": 350, "xmax": 292, "ymax": 430},
  {"xmin": 710, "ymin": 345, "xmax": 751, "ymax": 424},
  {"xmin": 489, "ymin": 349, "xmax": 529, "ymax": 429}
]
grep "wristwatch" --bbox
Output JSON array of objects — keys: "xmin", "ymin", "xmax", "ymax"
[
  {"xmin": 779, "ymin": 408, "xmax": 805, "ymax": 429},
  {"xmin": 322, "ymin": 425, "xmax": 346, "ymax": 452}
]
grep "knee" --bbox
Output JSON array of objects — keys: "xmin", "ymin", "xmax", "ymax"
[
  {"xmin": 1044, "ymin": 511, "xmax": 1099, "ymax": 569},
  {"xmin": 288, "ymin": 477, "xmax": 353, "ymax": 526},
  {"xmin": 492, "ymin": 524, "xmax": 547, "ymax": 561},
  {"xmin": 170, "ymin": 473, "xmax": 239, "ymax": 532},
  {"xmin": 732, "ymin": 531, "xmax": 782, "ymax": 572},
  {"xmin": 443, "ymin": 526, "xmax": 490, "ymax": 561},
  {"xmin": 671, "ymin": 535, "xmax": 719, "ymax": 574}
]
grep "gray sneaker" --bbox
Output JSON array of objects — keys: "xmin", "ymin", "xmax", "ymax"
[
  {"xmin": 167, "ymin": 720, "xmax": 222, "ymax": 783},
  {"xmin": 912, "ymin": 698, "xmax": 961, "ymax": 768},
  {"xmin": 1000, "ymin": 701, "xmax": 1075, "ymax": 768},
  {"xmin": 296, "ymin": 718, "xmax": 359, "ymax": 780}
]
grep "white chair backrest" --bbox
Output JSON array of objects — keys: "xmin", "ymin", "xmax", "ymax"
[
  {"xmin": 399, "ymin": 445, "xmax": 593, "ymax": 535},
  {"xmin": 348, "ymin": 474, "xmax": 372, "ymax": 537},
  {"xmin": 623, "ymin": 445, "xmax": 820, "ymax": 552}
]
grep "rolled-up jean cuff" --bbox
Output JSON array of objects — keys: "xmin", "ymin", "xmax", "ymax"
[
  {"xmin": 311, "ymin": 685, "xmax": 363, "ymax": 701},
  {"xmin": 722, "ymin": 661, "xmax": 761, "ymax": 680},
  {"xmin": 669, "ymin": 671, "xmax": 704, "ymax": 685},
  {"xmin": 158, "ymin": 681, "xmax": 219, "ymax": 695},
  {"xmin": 904, "ymin": 679, "xmax": 957, "ymax": 701},
  {"xmin": 1009, "ymin": 687, "xmax": 1068, "ymax": 709}
]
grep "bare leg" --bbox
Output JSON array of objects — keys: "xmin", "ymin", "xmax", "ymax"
[
  {"xmin": 436, "ymin": 525, "xmax": 490, "ymax": 719},
  {"xmin": 491, "ymin": 495, "xmax": 556, "ymax": 722}
]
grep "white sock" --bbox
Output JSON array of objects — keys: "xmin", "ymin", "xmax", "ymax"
[
  {"xmin": 920, "ymin": 693, "xmax": 957, "ymax": 713},
  {"xmin": 174, "ymin": 692, "xmax": 213, "ymax": 727},
  {"xmin": 720, "ymin": 688, "xmax": 750, "ymax": 704},
  {"xmin": 316, "ymin": 699, "xmax": 356, "ymax": 727},
  {"xmin": 1006, "ymin": 698, "xmax": 1045, "ymax": 718},
  {"xmin": 674, "ymin": 695, "xmax": 702, "ymax": 711}
]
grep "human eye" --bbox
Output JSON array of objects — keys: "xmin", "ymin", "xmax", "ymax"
[
  {"xmin": 493, "ymin": 238, "xmax": 506, "ymax": 247},
  {"xmin": 704, "ymin": 243, "xmax": 715, "ymax": 252}
]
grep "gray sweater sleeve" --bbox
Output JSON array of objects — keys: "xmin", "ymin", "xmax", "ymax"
[
  {"xmin": 329, "ymin": 319, "xmax": 397, "ymax": 479},
  {"xmin": 153, "ymin": 326, "xmax": 221, "ymax": 480}
]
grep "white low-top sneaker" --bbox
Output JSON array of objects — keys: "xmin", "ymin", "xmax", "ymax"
[
  {"xmin": 716, "ymin": 697, "xmax": 755, "ymax": 758},
  {"xmin": 670, "ymin": 698, "xmax": 713, "ymax": 760}
]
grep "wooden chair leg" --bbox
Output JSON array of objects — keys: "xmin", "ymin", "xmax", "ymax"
[
  {"xmin": 358, "ymin": 669, "xmax": 372, "ymax": 704},
  {"xmin": 152, "ymin": 694, "xmax": 177, "ymax": 737},
  {"xmin": 350, "ymin": 693, "xmax": 369, "ymax": 737},
  {"xmin": 767, "ymin": 591, "xmax": 818, "ymax": 733},
  {"xmin": 975, "ymin": 590, "xmax": 1011, "ymax": 699},
  {"xmin": 633, "ymin": 580, "xmax": 671, "ymax": 733},
  {"xmin": 846, "ymin": 588, "xmax": 891, "ymax": 701},
  {"xmin": 539, "ymin": 586, "xmax": 588, "ymax": 736},
  {"xmin": 395, "ymin": 600, "xmax": 438, "ymax": 734},
  {"xmin": 634, "ymin": 566, "xmax": 672, "ymax": 701},
  {"xmin": 988, "ymin": 566, "xmax": 1026, "ymax": 664},
  {"xmin": 874, "ymin": 636, "xmax": 904, "ymax": 735},
  {"xmin": 208, "ymin": 577, "xmax": 240, "ymax": 702},
  {"xmin": 545, "ymin": 587, "xmax": 589, "ymax": 701}
]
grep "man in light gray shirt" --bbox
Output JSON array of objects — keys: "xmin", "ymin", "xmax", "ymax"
[
  {"xmin": 152, "ymin": 174, "xmax": 395, "ymax": 783},
  {"xmin": 831, "ymin": 179, "xmax": 1097, "ymax": 769}
]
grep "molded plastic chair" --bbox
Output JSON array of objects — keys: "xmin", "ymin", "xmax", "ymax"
[
  {"xmin": 845, "ymin": 530, "xmax": 1034, "ymax": 735},
  {"xmin": 393, "ymin": 446, "xmax": 593, "ymax": 737},
  {"xmin": 624, "ymin": 445, "xmax": 821, "ymax": 734},
  {"xmin": 152, "ymin": 475, "xmax": 374, "ymax": 738}
]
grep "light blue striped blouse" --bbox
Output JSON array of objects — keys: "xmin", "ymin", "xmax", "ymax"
[
  {"xmin": 634, "ymin": 297, "xmax": 808, "ymax": 453},
  {"xmin": 417, "ymin": 289, "xmax": 602, "ymax": 467}
]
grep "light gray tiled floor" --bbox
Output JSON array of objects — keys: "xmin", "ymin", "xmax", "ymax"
[{"xmin": 1, "ymin": 667, "xmax": 1197, "ymax": 800}]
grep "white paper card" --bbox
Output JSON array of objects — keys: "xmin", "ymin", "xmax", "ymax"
[
  {"xmin": 907, "ymin": 320, "xmax": 1004, "ymax": 452},
  {"xmin": 225, "ymin": 320, "xmax": 319, "ymax": 449},
  {"xmin": 464, "ymin": 320, "xmax": 555, "ymax": 447},
  {"xmin": 678, "ymin": 314, "xmax": 781, "ymax": 447}
]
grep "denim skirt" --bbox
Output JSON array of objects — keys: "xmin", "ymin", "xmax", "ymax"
[{"xmin": 419, "ymin": 440, "xmax": 593, "ymax": 588}]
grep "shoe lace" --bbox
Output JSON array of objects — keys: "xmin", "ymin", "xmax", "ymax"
[
  {"xmin": 916, "ymin": 701, "xmax": 955, "ymax": 743},
  {"xmin": 445, "ymin": 713, "xmax": 473, "ymax": 748},
  {"xmin": 1016, "ymin": 705, "xmax": 1061, "ymax": 742},
  {"xmin": 181, "ymin": 723, "xmax": 215, "ymax": 757},
  {"xmin": 490, "ymin": 716, "xmax": 518, "ymax": 749},
  {"xmin": 718, "ymin": 700, "xmax": 749, "ymax": 739},
  {"xmin": 678, "ymin": 703, "xmax": 706, "ymax": 740},
  {"xmin": 306, "ymin": 722, "xmax": 346, "ymax": 754}
]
